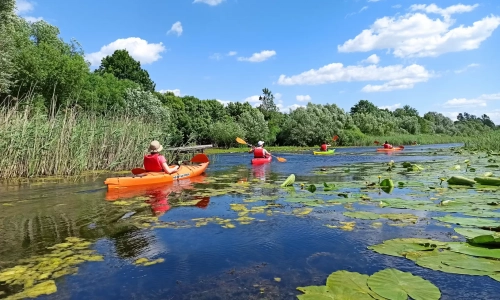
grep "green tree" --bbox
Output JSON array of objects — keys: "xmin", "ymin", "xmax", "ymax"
[
  {"xmin": 0, "ymin": 0, "xmax": 16, "ymax": 94},
  {"xmin": 95, "ymin": 49, "xmax": 155, "ymax": 92},
  {"xmin": 258, "ymin": 88, "xmax": 279, "ymax": 118},
  {"xmin": 209, "ymin": 116, "xmax": 245, "ymax": 147},
  {"xmin": 350, "ymin": 100, "xmax": 379, "ymax": 115},
  {"xmin": 394, "ymin": 105, "xmax": 419, "ymax": 118},
  {"xmin": 10, "ymin": 20, "xmax": 89, "ymax": 107},
  {"xmin": 238, "ymin": 109, "xmax": 270, "ymax": 144}
]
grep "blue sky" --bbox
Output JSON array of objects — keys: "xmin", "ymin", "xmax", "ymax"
[{"xmin": 15, "ymin": 0, "xmax": 500, "ymax": 122}]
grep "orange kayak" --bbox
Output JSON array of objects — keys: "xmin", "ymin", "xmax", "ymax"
[
  {"xmin": 104, "ymin": 162, "xmax": 209, "ymax": 190},
  {"xmin": 376, "ymin": 147, "xmax": 404, "ymax": 152}
]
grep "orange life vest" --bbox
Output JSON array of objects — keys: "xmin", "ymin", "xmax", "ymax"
[
  {"xmin": 254, "ymin": 148, "xmax": 265, "ymax": 158},
  {"xmin": 144, "ymin": 153, "xmax": 163, "ymax": 172}
]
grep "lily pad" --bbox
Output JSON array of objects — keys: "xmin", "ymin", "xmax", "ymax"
[
  {"xmin": 447, "ymin": 242, "xmax": 500, "ymax": 259},
  {"xmin": 367, "ymin": 268, "xmax": 441, "ymax": 300},
  {"xmin": 433, "ymin": 215, "xmax": 500, "ymax": 229},
  {"xmin": 343, "ymin": 211, "xmax": 380, "ymax": 220}
]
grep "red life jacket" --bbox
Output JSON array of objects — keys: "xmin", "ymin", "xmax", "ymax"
[
  {"xmin": 144, "ymin": 153, "xmax": 163, "ymax": 172},
  {"xmin": 383, "ymin": 144, "xmax": 393, "ymax": 149},
  {"xmin": 254, "ymin": 148, "xmax": 265, "ymax": 158},
  {"xmin": 320, "ymin": 144, "xmax": 327, "ymax": 151}
]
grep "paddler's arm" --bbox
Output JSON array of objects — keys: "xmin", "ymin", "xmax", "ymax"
[
  {"xmin": 162, "ymin": 162, "xmax": 179, "ymax": 174},
  {"xmin": 248, "ymin": 146, "xmax": 255, "ymax": 153}
]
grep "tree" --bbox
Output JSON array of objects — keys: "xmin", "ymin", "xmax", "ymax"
[
  {"xmin": 95, "ymin": 50, "xmax": 155, "ymax": 92},
  {"xmin": 394, "ymin": 105, "xmax": 419, "ymax": 118},
  {"xmin": 481, "ymin": 114, "xmax": 495, "ymax": 128},
  {"xmin": 258, "ymin": 88, "xmax": 279, "ymax": 118},
  {"xmin": 0, "ymin": 0, "xmax": 16, "ymax": 94},
  {"xmin": 238, "ymin": 109, "xmax": 270, "ymax": 144},
  {"xmin": 350, "ymin": 100, "xmax": 379, "ymax": 115},
  {"xmin": 10, "ymin": 20, "xmax": 89, "ymax": 107}
]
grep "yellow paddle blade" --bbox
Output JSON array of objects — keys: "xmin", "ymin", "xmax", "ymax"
[
  {"xmin": 236, "ymin": 137, "xmax": 247, "ymax": 145},
  {"xmin": 276, "ymin": 156, "xmax": 287, "ymax": 162}
]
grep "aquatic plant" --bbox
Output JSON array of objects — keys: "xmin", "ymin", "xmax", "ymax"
[
  {"xmin": 0, "ymin": 237, "xmax": 103, "ymax": 299},
  {"xmin": 296, "ymin": 268, "xmax": 441, "ymax": 300}
]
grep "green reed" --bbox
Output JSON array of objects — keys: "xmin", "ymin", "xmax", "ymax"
[{"xmin": 0, "ymin": 103, "xmax": 174, "ymax": 179}]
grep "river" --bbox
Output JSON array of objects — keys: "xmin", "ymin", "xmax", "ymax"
[{"xmin": 1, "ymin": 143, "xmax": 499, "ymax": 299}]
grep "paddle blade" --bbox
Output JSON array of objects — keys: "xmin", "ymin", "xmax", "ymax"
[
  {"xmin": 333, "ymin": 135, "xmax": 339, "ymax": 141},
  {"xmin": 131, "ymin": 168, "xmax": 146, "ymax": 175},
  {"xmin": 191, "ymin": 153, "xmax": 210, "ymax": 163},
  {"xmin": 276, "ymin": 156, "xmax": 287, "ymax": 162},
  {"xmin": 399, "ymin": 145, "xmax": 405, "ymax": 150},
  {"xmin": 374, "ymin": 141, "xmax": 380, "ymax": 144},
  {"xmin": 236, "ymin": 137, "xmax": 247, "ymax": 145}
]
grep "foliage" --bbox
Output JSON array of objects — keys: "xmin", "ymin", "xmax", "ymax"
[
  {"xmin": 0, "ymin": 0, "xmax": 16, "ymax": 94},
  {"xmin": 94, "ymin": 49, "xmax": 155, "ymax": 92}
]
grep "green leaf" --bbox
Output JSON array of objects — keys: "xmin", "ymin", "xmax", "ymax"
[
  {"xmin": 447, "ymin": 242, "xmax": 500, "ymax": 259},
  {"xmin": 433, "ymin": 215, "xmax": 500, "ymax": 229},
  {"xmin": 307, "ymin": 184, "xmax": 317, "ymax": 193},
  {"xmin": 343, "ymin": 211, "xmax": 380, "ymax": 220},
  {"xmin": 326, "ymin": 270, "xmax": 384, "ymax": 300},
  {"xmin": 380, "ymin": 179, "xmax": 394, "ymax": 187},
  {"xmin": 367, "ymin": 268, "xmax": 441, "ymax": 300},
  {"xmin": 454, "ymin": 227, "xmax": 500, "ymax": 239}
]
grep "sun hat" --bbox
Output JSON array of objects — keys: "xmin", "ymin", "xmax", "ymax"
[
  {"xmin": 149, "ymin": 140, "xmax": 163, "ymax": 153},
  {"xmin": 257, "ymin": 141, "xmax": 264, "ymax": 146}
]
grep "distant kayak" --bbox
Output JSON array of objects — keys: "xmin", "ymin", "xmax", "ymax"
[
  {"xmin": 313, "ymin": 149, "xmax": 335, "ymax": 155},
  {"xmin": 251, "ymin": 156, "xmax": 272, "ymax": 165},
  {"xmin": 376, "ymin": 147, "xmax": 404, "ymax": 152}
]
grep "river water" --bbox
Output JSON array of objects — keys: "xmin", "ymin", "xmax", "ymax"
[{"xmin": 1, "ymin": 143, "xmax": 499, "ymax": 299}]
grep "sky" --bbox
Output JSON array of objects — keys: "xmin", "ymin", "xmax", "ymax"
[{"xmin": 14, "ymin": 0, "xmax": 500, "ymax": 122}]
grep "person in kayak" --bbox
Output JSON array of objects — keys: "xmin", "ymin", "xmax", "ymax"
[
  {"xmin": 383, "ymin": 141, "xmax": 393, "ymax": 149},
  {"xmin": 143, "ymin": 140, "xmax": 180, "ymax": 173},
  {"xmin": 249, "ymin": 141, "xmax": 271, "ymax": 158},
  {"xmin": 320, "ymin": 140, "xmax": 331, "ymax": 152}
]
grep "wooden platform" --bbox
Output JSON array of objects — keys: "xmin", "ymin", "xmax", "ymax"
[{"xmin": 164, "ymin": 144, "xmax": 213, "ymax": 153}]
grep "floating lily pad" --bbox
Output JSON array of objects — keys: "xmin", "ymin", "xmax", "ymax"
[
  {"xmin": 367, "ymin": 268, "xmax": 441, "ymax": 300},
  {"xmin": 343, "ymin": 211, "xmax": 379, "ymax": 220},
  {"xmin": 447, "ymin": 242, "xmax": 500, "ymax": 259},
  {"xmin": 433, "ymin": 215, "xmax": 500, "ymax": 229}
]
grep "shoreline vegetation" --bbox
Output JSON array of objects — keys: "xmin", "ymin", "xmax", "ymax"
[{"xmin": 1, "ymin": 5, "xmax": 499, "ymax": 179}]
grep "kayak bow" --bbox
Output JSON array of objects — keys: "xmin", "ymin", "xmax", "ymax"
[
  {"xmin": 251, "ymin": 156, "xmax": 272, "ymax": 165},
  {"xmin": 313, "ymin": 149, "xmax": 335, "ymax": 155},
  {"xmin": 376, "ymin": 147, "xmax": 404, "ymax": 152}
]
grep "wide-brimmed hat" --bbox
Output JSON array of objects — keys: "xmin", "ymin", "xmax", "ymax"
[
  {"xmin": 149, "ymin": 140, "xmax": 163, "ymax": 152},
  {"xmin": 257, "ymin": 141, "xmax": 264, "ymax": 146}
]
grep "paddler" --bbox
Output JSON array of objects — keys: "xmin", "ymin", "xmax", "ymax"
[
  {"xmin": 249, "ymin": 141, "xmax": 271, "ymax": 158},
  {"xmin": 143, "ymin": 140, "xmax": 180, "ymax": 173},
  {"xmin": 383, "ymin": 141, "xmax": 393, "ymax": 149},
  {"xmin": 320, "ymin": 140, "xmax": 331, "ymax": 152}
]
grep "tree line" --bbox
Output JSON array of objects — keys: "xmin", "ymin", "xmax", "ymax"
[{"xmin": 1, "ymin": 3, "xmax": 496, "ymax": 148}]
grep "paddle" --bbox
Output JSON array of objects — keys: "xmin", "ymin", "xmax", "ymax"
[
  {"xmin": 235, "ymin": 137, "xmax": 286, "ymax": 162},
  {"xmin": 131, "ymin": 153, "xmax": 210, "ymax": 175},
  {"xmin": 332, "ymin": 135, "xmax": 339, "ymax": 141}
]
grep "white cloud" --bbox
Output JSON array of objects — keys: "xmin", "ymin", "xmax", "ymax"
[
  {"xmin": 16, "ymin": 0, "xmax": 43, "ymax": 22},
  {"xmin": 24, "ymin": 16, "xmax": 43, "ymax": 22},
  {"xmin": 338, "ymin": 4, "xmax": 500, "ymax": 58},
  {"xmin": 237, "ymin": 50, "xmax": 276, "ymax": 62},
  {"xmin": 244, "ymin": 95, "xmax": 261, "ymax": 104},
  {"xmin": 368, "ymin": 0, "xmax": 380, "ymax": 2},
  {"xmin": 410, "ymin": 3, "xmax": 479, "ymax": 19},
  {"xmin": 392, "ymin": 4, "xmax": 402, "ymax": 9},
  {"xmin": 346, "ymin": 6, "xmax": 369, "ymax": 18},
  {"xmin": 361, "ymin": 54, "xmax": 380, "ymax": 64},
  {"xmin": 85, "ymin": 37, "xmax": 165, "ymax": 67},
  {"xmin": 216, "ymin": 99, "xmax": 231, "ymax": 106},
  {"xmin": 455, "ymin": 63, "xmax": 480, "ymax": 74},
  {"xmin": 159, "ymin": 89, "xmax": 181, "ymax": 96},
  {"xmin": 193, "ymin": 0, "xmax": 225, "ymax": 6},
  {"xmin": 15, "ymin": 0, "xmax": 34, "ymax": 14},
  {"xmin": 442, "ymin": 93, "xmax": 500, "ymax": 108},
  {"xmin": 167, "ymin": 21, "xmax": 183, "ymax": 36},
  {"xmin": 278, "ymin": 104, "xmax": 305, "ymax": 113},
  {"xmin": 379, "ymin": 103, "xmax": 401, "ymax": 111},
  {"xmin": 277, "ymin": 63, "xmax": 431, "ymax": 92},
  {"xmin": 209, "ymin": 53, "xmax": 223, "ymax": 60},
  {"xmin": 296, "ymin": 95, "xmax": 312, "ymax": 102},
  {"xmin": 227, "ymin": 51, "xmax": 237, "ymax": 56}
]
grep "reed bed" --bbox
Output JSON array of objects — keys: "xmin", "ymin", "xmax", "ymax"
[{"xmin": 0, "ymin": 104, "xmax": 173, "ymax": 178}]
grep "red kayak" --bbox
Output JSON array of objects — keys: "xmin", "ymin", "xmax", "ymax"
[{"xmin": 251, "ymin": 156, "xmax": 272, "ymax": 165}]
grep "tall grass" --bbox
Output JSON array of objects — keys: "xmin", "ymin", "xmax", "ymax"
[
  {"xmin": 463, "ymin": 131, "xmax": 500, "ymax": 151},
  {"xmin": 0, "ymin": 102, "xmax": 178, "ymax": 179},
  {"xmin": 353, "ymin": 134, "xmax": 466, "ymax": 147}
]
